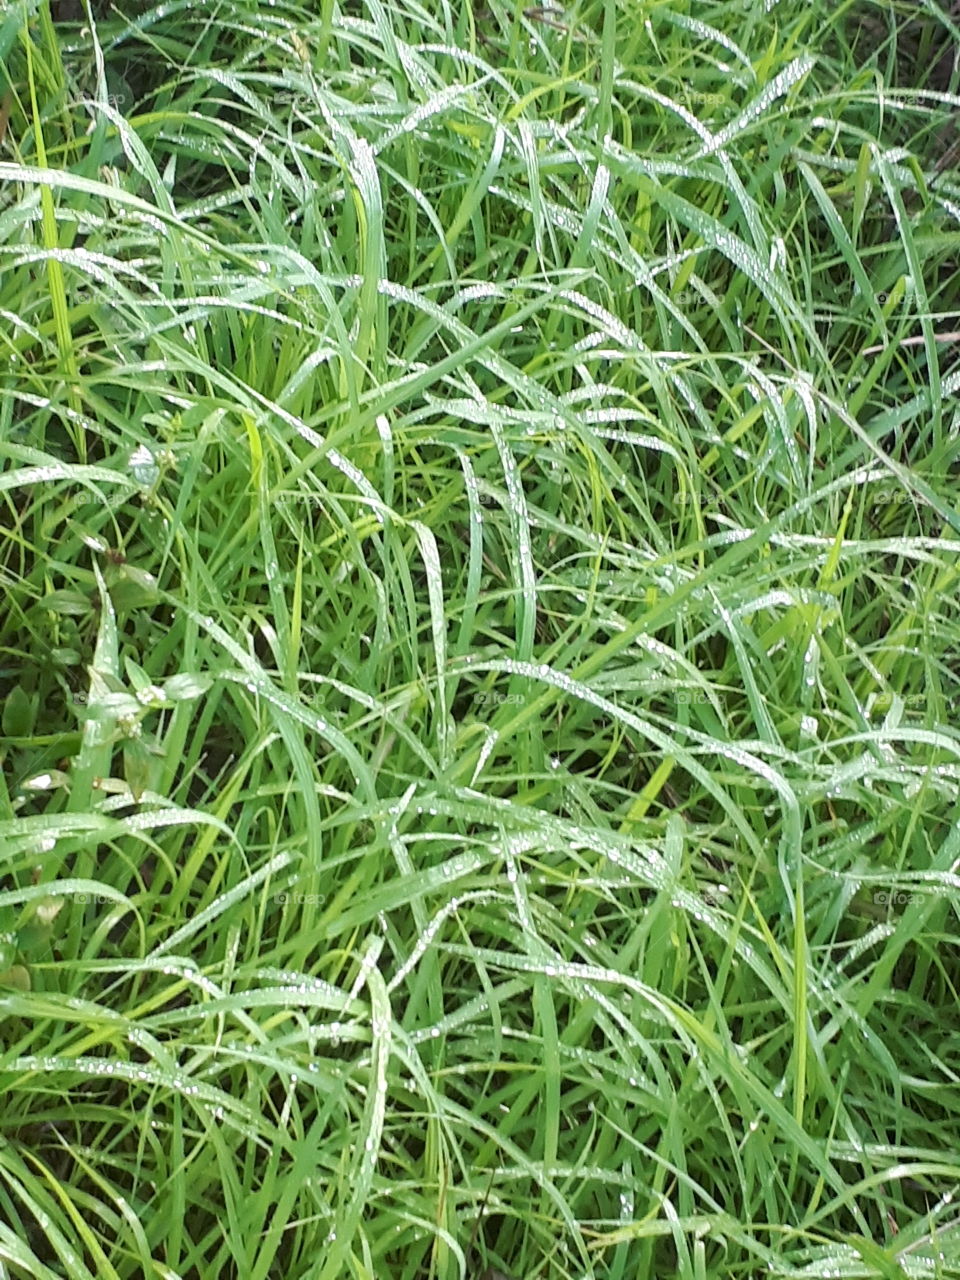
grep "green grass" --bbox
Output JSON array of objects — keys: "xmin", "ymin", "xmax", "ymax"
[{"xmin": 1, "ymin": 0, "xmax": 960, "ymax": 1276}]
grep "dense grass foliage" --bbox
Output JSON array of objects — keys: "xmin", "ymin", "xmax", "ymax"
[{"xmin": 2, "ymin": 0, "xmax": 960, "ymax": 1276}]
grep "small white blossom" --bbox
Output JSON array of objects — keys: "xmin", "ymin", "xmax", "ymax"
[{"xmin": 117, "ymin": 714, "xmax": 142, "ymax": 739}]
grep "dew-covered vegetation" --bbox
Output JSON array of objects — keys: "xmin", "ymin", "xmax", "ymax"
[{"xmin": 2, "ymin": 0, "xmax": 960, "ymax": 1276}]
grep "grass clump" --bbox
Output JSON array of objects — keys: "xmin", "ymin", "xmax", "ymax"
[{"xmin": 1, "ymin": 0, "xmax": 960, "ymax": 1276}]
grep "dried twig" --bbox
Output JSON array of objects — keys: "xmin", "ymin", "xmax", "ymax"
[
  {"xmin": 862, "ymin": 331, "xmax": 960, "ymax": 356},
  {"xmin": 466, "ymin": 1169, "xmax": 518, "ymax": 1279},
  {"xmin": 0, "ymin": 92, "xmax": 11, "ymax": 147},
  {"xmin": 524, "ymin": 5, "xmax": 570, "ymax": 33}
]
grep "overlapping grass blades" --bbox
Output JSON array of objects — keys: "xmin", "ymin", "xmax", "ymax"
[{"xmin": 1, "ymin": 0, "xmax": 959, "ymax": 1277}]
